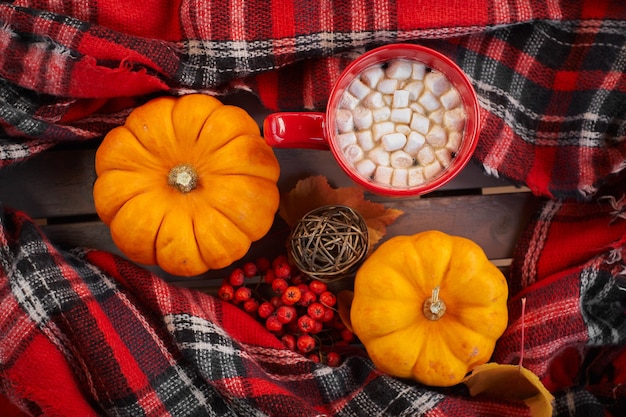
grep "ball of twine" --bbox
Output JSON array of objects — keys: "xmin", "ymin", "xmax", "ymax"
[{"xmin": 289, "ymin": 205, "xmax": 369, "ymax": 283}]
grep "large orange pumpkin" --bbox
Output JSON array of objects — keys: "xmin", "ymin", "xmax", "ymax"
[{"xmin": 93, "ymin": 94, "xmax": 280, "ymax": 276}]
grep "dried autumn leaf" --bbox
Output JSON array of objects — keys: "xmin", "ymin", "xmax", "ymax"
[
  {"xmin": 337, "ymin": 290, "xmax": 355, "ymax": 332},
  {"xmin": 463, "ymin": 299, "xmax": 553, "ymax": 417},
  {"xmin": 463, "ymin": 363, "xmax": 554, "ymax": 417},
  {"xmin": 279, "ymin": 176, "xmax": 403, "ymax": 248}
]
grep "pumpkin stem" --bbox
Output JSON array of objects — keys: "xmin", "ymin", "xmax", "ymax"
[
  {"xmin": 168, "ymin": 164, "xmax": 199, "ymax": 193},
  {"xmin": 423, "ymin": 286, "xmax": 446, "ymax": 320}
]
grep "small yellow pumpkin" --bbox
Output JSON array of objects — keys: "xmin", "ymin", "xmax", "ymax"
[
  {"xmin": 93, "ymin": 94, "xmax": 280, "ymax": 276},
  {"xmin": 350, "ymin": 230, "xmax": 509, "ymax": 387}
]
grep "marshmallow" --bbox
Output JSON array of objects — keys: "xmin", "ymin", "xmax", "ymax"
[
  {"xmin": 435, "ymin": 148, "xmax": 453, "ymax": 167},
  {"xmin": 390, "ymin": 150, "xmax": 414, "ymax": 168},
  {"xmin": 446, "ymin": 131, "xmax": 462, "ymax": 152},
  {"xmin": 377, "ymin": 78, "xmax": 399, "ymax": 94},
  {"xmin": 343, "ymin": 144, "xmax": 364, "ymax": 163},
  {"xmin": 360, "ymin": 65, "xmax": 385, "ymax": 88},
  {"xmin": 409, "ymin": 102, "xmax": 425, "ymax": 114},
  {"xmin": 382, "ymin": 132, "xmax": 407, "ymax": 152},
  {"xmin": 356, "ymin": 159, "xmax": 377, "ymax": 178},
  {"xmin": 374, "ymin": 165, "xmax": 394, "ymax": 185},
  {"xmin": 412, "ymin": 62, "xmax": 427, "ymax": 80},
  {"xmin": 372, "ymin": 106, "xmax": 391, "ymax": 122},
  {"xmin": 408, "ymin": 166, "xmax": 425, "ymax": 186},
  {"xmin": 395, "ymin": 124, "xmax": 412, "ymax": 135},
  {"xmin": 339, "ymin": 91, "xmax": 359, "ymax": 110},
  {"xmin": 417, "ymin": 145, "xmax": 436, "ymax": 165},
  {"xmin": 405, "ymin": 131, "xmax": 426, "ymax": 154},
  {"xmin": 368, "ymin": 146, "xmax": 391, "ymax": 166},
  {"xmin": 423, "ymin": 160, "xmax": 443, "ymax": 179},
  {"xmin": 336, "ymin": 109, "xmax": 354, "ymax": 133},
  {"xmin": 426, "ymin": 125, "xmax": 447, "ymax": 148},
  {"xmin": 444, "ymin": 107, "xmax": 466, "ymax": 132},
  {"xmin": 440, "ymin": 88, "xmax": 461, "ymax": 110},
  {"xmin": 385, "ymin": 59, "xmax": 413, "ymax": 80},
  {"xmin": 390, "ymin": 108, "xmax": 412, "ymax": 124},
  {"xmin": 429, "ymin": 108, "xmax": 444, "ymax": 125},
  {"xmin": 404, "ymin": 81, "xmax": 424, "ymax": 101},
  {"xmin": 410, "ymin": 112, "xmax": 430, "ymax": 134},
  {"xmin": 372, "ymin": 121, "xmax": 395, "ymax": 141},
  {"xmin": 352, "ymin": 106, "xmax": 373, "ymax": 130},
  {"xmin": 424, "ymin": 71, "xmax": 451, "ymax": 95},
  {"xmin": 363, "ymin": 91, "xmax": 385, "ymax": 109},
  {"xmin": 356, "ymin": 130, "xmax": 375, "ymax": 151},
  {"xmin": 392, "ymin": 90, "xmax": 410, "ymax": 108},
  {"xmin": 337, "ymin": 132, "xmax": 357, "ymax": 149},
  {"xmin": 392, "ymin": 168, "xmax": 408, "ymax": 188},
  {"xmin": 418, "ymin": 90, "xmax": 441, "ymax": 112},
  {"xmin": 348, "ymin": 78, "xmax": 371, "ymax": 100}
]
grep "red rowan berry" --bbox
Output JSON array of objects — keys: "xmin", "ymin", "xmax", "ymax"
[
  {"xmin": 274, "ymin": 264, "xmax": 291, "ymax": 279},
  {"xmin": 276, "ymin": 305, "xmax": 297, "ymax": 324},
  {"xmin": 308, "ymin": 353, "xmax": 321, "ymax": 363},
  {"xmin": 307, "ymin": 302, "xmax": 326, "ymax": 321},
  {"xmin": 308, "ymin": 280, "xmax": 327, "ymax": 295},
  {"xmin": 281, "ymin": 334, "xmax": 296, "ymax": 351},
  {"xmin": 272, "ymin": 254, "xmax": 289, "ymax": 269},
  {"xmin": 326, "ymin": 351, "xmax": 342, "ymax": 367},
  {"xmin": 269, "ymin": 296, "xmax": 283, "ymax": 308},
  {"xmin": 265, "ymin": 315, "xmax": 283, "ymax": 333},
  {"xmin": 242, "ymin": 262, "xmax": 258, "ymax": 278},
  {"xmin": 271, "ymin": 278, "xmax": 289, "ymax": 294},
  {"xmin": 341, "ymin": 328, "xmax": 355, "ymax": 343},
  {"xmin": 298, "ymin": 290, "xmax": 317, "ymax": 307},
  {"xmin": 217, "ymin": 283, "xmax": 235, "ymax": 301},
  {"xmin": 234, "ymin": 286, "xmax": 252, "ymax": 303},
  {"xmin": 297, "ymin": 334, "xmax": 316, "ymax": 353},
  {"xmin": 242, "ymin": 298, "xmax": 259, "ymax": 314},
  {"xmin": 310, "ymin": 319, "xmax": 323, "ymax": 334},
  {"xmin": 257, "ymin": 301, "xmax": 275, "ymax": 319},
  {"xmin": 281, "ymin": 286, "xmax": 302, "ymax": 305},
  {"xmin": 255, "ymin": 257, "xmax": 272, "ymax": 273},
  {"xmin": 319, "ymin": 291, "xmax": 336, "ymax": 307},
  {"xmin": 263, "ymin": 268, "xmax": 277, "ymax": 284},
  {"xmin": 297, "ymin": 315, "xmax": 316, "ymax": 333},
  {"xmin": 228, "ymin": 268, "xmax": 245, "ymax": 286},
  {"xmin": 290, "ymin": 273, "xmax": 305, "ymax": 285},
  {"xmin": 321, "ymin": 307, "xmax": 335, "ymax": 323}
]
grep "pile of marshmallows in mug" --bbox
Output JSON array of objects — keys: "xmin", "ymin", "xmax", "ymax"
[{"xmin": 336, "ymin": 58, "xmax": 467, "ymax": 189}]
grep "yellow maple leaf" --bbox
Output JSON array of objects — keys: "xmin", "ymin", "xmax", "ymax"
[
  {"xmin": 463, "ymin": 363, "xmax": 554, "ymax": 417},
  {"xmin": 463, "ymin": 298, "xmax": 554, "ymax": 417},
  {"xmin": 278, "ymin": 176, "xmax": 403, "ymax": 248}
]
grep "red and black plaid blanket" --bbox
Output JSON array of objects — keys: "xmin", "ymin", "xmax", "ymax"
[{"xmin": 1, "ymin": 1, "xmax": 625, "ymax": 416}]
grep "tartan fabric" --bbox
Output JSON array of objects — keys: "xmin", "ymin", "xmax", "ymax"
[
  {"xmin": 1, "ymin": 1, "xmax": 626, "ymax": 416},
  {"xmin": 0, "ymin": 0, "xmax": 625, "ymax": 200},
  {"xmin": 0, "ymin": 206, "xmax": 520, "ymax": 417},
  {"xmin": 1, "ymin": 202, "xmax": 623, "ymax": 417},
  {"xmin": 498, "ymin": 191, "xmax": 626, "ymax": 414}
]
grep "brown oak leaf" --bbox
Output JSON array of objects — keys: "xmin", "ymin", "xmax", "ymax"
[{"xmin": 278, "ymin": 176, "xmax": 403, "ymax": 249}]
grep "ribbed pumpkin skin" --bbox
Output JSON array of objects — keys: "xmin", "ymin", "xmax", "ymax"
[
  {"xmin": 93, "ymin": 94, "xmax": 280, "ymax": 276},
  {"xmin": 350, "ymin": 230, "xmax": 509, "ymax": 387}
]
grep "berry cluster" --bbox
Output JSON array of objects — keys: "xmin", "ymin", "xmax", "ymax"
[{"xmin": 217, "ymin": 254, "xmax": 355, "ymax": 366}]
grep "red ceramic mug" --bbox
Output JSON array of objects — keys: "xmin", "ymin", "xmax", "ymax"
[{"xmin": 263, "ymin": 44, "xmax": 481, "ymax": 197}]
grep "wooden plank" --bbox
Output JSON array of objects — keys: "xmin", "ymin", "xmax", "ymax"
[
  {"xmin": 1, "ymin": 145, "xmax": 510, "ymax": 220},
  {"xmin": 0, "ymin": 148, "xmax": 98, "ymax": 219},
  {"xmin": 40, "ymin": 191, "xmax": 538, "ymax": 286}
]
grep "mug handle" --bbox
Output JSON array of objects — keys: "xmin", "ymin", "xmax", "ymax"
[{"xmin": 263, "ymin": 112, "xmax": 330, "ymax": 150}]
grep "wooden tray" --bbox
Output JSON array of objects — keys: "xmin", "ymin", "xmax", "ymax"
[{"xmin": 0, "ymin": 92, "xmax": 540, "ymax": 290}]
